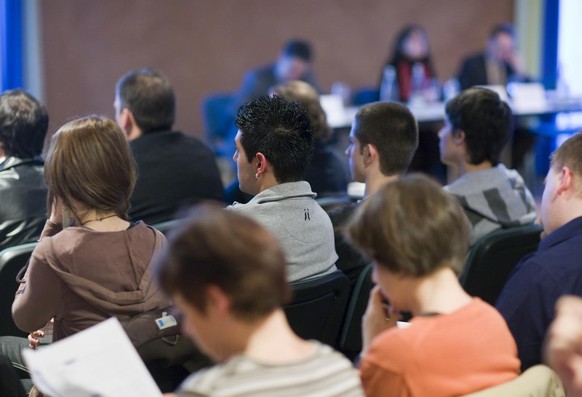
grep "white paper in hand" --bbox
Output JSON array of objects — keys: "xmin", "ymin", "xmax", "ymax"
[{"xmin": 22, "ymin": 317, "xmax": 163, "ymax": 397}]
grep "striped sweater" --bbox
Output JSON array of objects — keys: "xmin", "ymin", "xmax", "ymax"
[{"xmin": 176, "ymin": 342, "xmax": 364, "ymax": 397}]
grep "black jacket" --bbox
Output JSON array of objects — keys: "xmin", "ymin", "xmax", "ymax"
[
  {"xmin": 129, "ymin": 131, "xmax": 224, "ymax": 224},
  {"xmin": 0, "ymin": 157, "xmax": 47, "ymax": 251},
  {"xmin": 458, "ymin": 52, "xmax": 520, "ymax": 90}
]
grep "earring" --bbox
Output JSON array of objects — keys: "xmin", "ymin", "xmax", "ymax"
[{"xmin": 255, "ymin": 173, "xmax": 259, "ymax": 179}]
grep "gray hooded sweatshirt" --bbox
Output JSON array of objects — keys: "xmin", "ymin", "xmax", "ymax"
[{"xmin": 444, "ymin": 164, "xmax": 537, "ymax": 245}]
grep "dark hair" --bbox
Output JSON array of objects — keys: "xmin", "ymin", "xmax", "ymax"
[
  {"xmin": 282, "ymin": 39, "xmax": 313, "ymax": 62},
  {"xmin": 236, "ymin": 95, "xmax": 314, "ymax": 183},
  {"xmin": 115, "ymin": 68, "xmax": 175, "ymax": 133},
  {"xmin": 273, "ymin": 80, "xmax": 331, "ymax": 141},
  {"xmin": 354, "ymin": 102, "xmax": 418, "ymax": 175},
  {"xmin": 445, "ymin": 87, "xmax": 512, "ymax": 165},
  {"xmin": 348, "ymin": 174, "xmax": 470, "ymax": 277},
  {"xmin": 387, "ymin": 24, "xmax": 434, "ymax": 68},
  {"xmin": 489, "ymin": 22, "xmax": 515, "ymax": 40},
  {"xmin": 0, "ymin": 90, "xmax": 48, "ymax": 158},
  {"xmin": 154, "ymin": 204, "xmax": 292, "ymax": 321},
  {"xmin": 45, "ymin": 115, "xmax": 136, "ymax": 222}
]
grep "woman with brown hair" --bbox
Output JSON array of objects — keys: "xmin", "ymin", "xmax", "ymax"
[{"xmin": 11, "ymin": 115, "xmax": 175, "ymax": 346}]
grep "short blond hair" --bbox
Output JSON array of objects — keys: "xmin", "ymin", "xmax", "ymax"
[{"xmin": 551, "ymin": 131, "xmax": 582, "ymax": 195}]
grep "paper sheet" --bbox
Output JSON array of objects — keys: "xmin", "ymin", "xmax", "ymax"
[{"xmin": 22, "ymin": 317, "xmax": 163, "ymax": 397}]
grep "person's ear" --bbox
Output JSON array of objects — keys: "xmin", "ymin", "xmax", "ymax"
[
  {"xmin": 205, "ymin": 285, "xmax": 231, "ymax": 315},
  {"xmin": 255, "ymin": 152, "xmax": 268, "ymax": 178},
  {"xmin": 364, "ymin": 143, "xmax": 378, "ymax": 167},
  {"xmin": 452, "ymin": 130, "xmax": 466, "ymax": 146},
  {"xmin": 119, "ymin": 108, "xmax": 133, "ymax": 135},
  {"xmin": 557, "ymin": 166, "xmax": 575, "ymax": 196}
]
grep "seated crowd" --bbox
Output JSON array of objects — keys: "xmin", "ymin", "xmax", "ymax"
[{"xmin": 0, "ymin": 62, "xmax": 578, "ymax": 396}]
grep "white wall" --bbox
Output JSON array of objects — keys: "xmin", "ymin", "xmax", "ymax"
[{"xmin": 558, "ymin": 0, "xmax": 582, "ymax": 96}]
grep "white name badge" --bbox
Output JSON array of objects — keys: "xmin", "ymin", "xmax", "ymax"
[{"xmin": 155, "ymin": 312, "xmax": 178, "ymax": 330}]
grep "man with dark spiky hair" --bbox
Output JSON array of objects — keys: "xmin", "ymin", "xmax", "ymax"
[
  {"xmin": 0, "ymin": 89, "xmax": 48, "ymax": 250},
  {"xmin": 229, "ymin": 95, "xmax": 337, "ymax": 282}
]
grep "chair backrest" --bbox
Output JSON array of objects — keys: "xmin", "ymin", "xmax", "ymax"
[
  {"xmin": 461, "ymin": 364, "xmax": 565, "ymax": 397},
  {"xmin": 283, "ymin": 270, "xmax": 350, "ymax": 348},
  {"xmin": 351, "ymin": 87, "xmax": 380, "ymax": 106},
  {"xmin": 460, "ymin": 224, "xmax": 543, "ymax": 305},
  {"xmin": 338, "ymin": 263, "xmax": 373, "ymax": 360},
  {"xmin": 0, "ymin": 242, "xmax": 37, "ymax": 337}
]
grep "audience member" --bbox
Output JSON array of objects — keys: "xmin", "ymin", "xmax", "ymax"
[
  {"xmin": 154, "ymin": 205, "xmax": 364, "ymax": 397},
  {"xmin": 273, "ymin": 80, "xmax": 349, "ymax": 197},
  {"xmin": 328, "ymin": 102, "xmax": 418, "ymax": 282},
  {"xmin": 545, "ymin": 295, "xmax": 582, "ymax": 397},
  {"xmin": 379, "ymin": 24, "xmax": 436, "ymax": 103},
  {"xmin": 3, "ymin": 116, "xmax": 179, "ymax": 391},
  {"xmin": 458, "ymin": 22, "xmax": 527, "ymax": 90},
  {"xmin": 348, "ymin": 174, "xmax": 520, "ymax": 397},
  {"xmin": 114, "ymin": 68, "xmax": 224, "ymax": 224},
  {"xmin": 229, "ymin": 96, "xmax": 337, "ymax": 282},
  {"xmin": 0, "ymin": 90, "xmax": 48, "ymax": 251},
  {"xmin": 439, "ymin": 87, "xmax": 536, "ymax": 245},
  {"xmin": 497, "ymin": 132, "xmax": 582, "ymax": 371}
]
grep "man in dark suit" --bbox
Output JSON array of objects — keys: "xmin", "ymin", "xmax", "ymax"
[
  {"xmin": 231, "ymin": 39, "xmax": 318, "ymax": 113},
  {"xmin": 457, "ymin": 23, "xmax": 533, "ymax": 171},
  {"xmin": 458, "ymin": 23, "xmax": 527, "ymax": 90},
  {"xmin": 215, "ymin": 39, "xmax": 319, "ymax": 160},
  {"xmin": 115, "ymin": 68, "xmax": 224, "ymax": 224}
]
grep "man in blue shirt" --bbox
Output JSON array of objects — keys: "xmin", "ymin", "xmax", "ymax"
[{"xmin": 496, "ymin": 132, "xmax": 582, "ymax": 371}]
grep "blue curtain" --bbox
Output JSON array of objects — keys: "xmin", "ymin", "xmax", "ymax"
[
  {"xmin": 542, "ymin": 0, "xmax": 559, "ymax": 90},
  {"xmin": 1, "ymin": 0, "xmax": 23, "ymax": 91}
]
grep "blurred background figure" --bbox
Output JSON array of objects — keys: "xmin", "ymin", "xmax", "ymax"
[
  {"xmin": 232, "ymin": 39, "xmax": 318, "ymax": 112},
  {"xmin": 378, "ymin": 24, "xmax": 437, "ymax": 104},
  {"xmin": 210, "ymin": 39, "xmax": 319, "ymax": 163},
  {"xmin": 0, "ymin": 90, "xmax": 48, "ymax": 251},
  {"xmin": 457, "ymin": 22, "xmax": 534, "ymax": 174},
  {"xmin": 458, "ymin": 22, "xmax": 528, "ymax": 90},
  {"xmin": 379, "ymin": 25, "xmax": 445, "ymax": 183}
]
